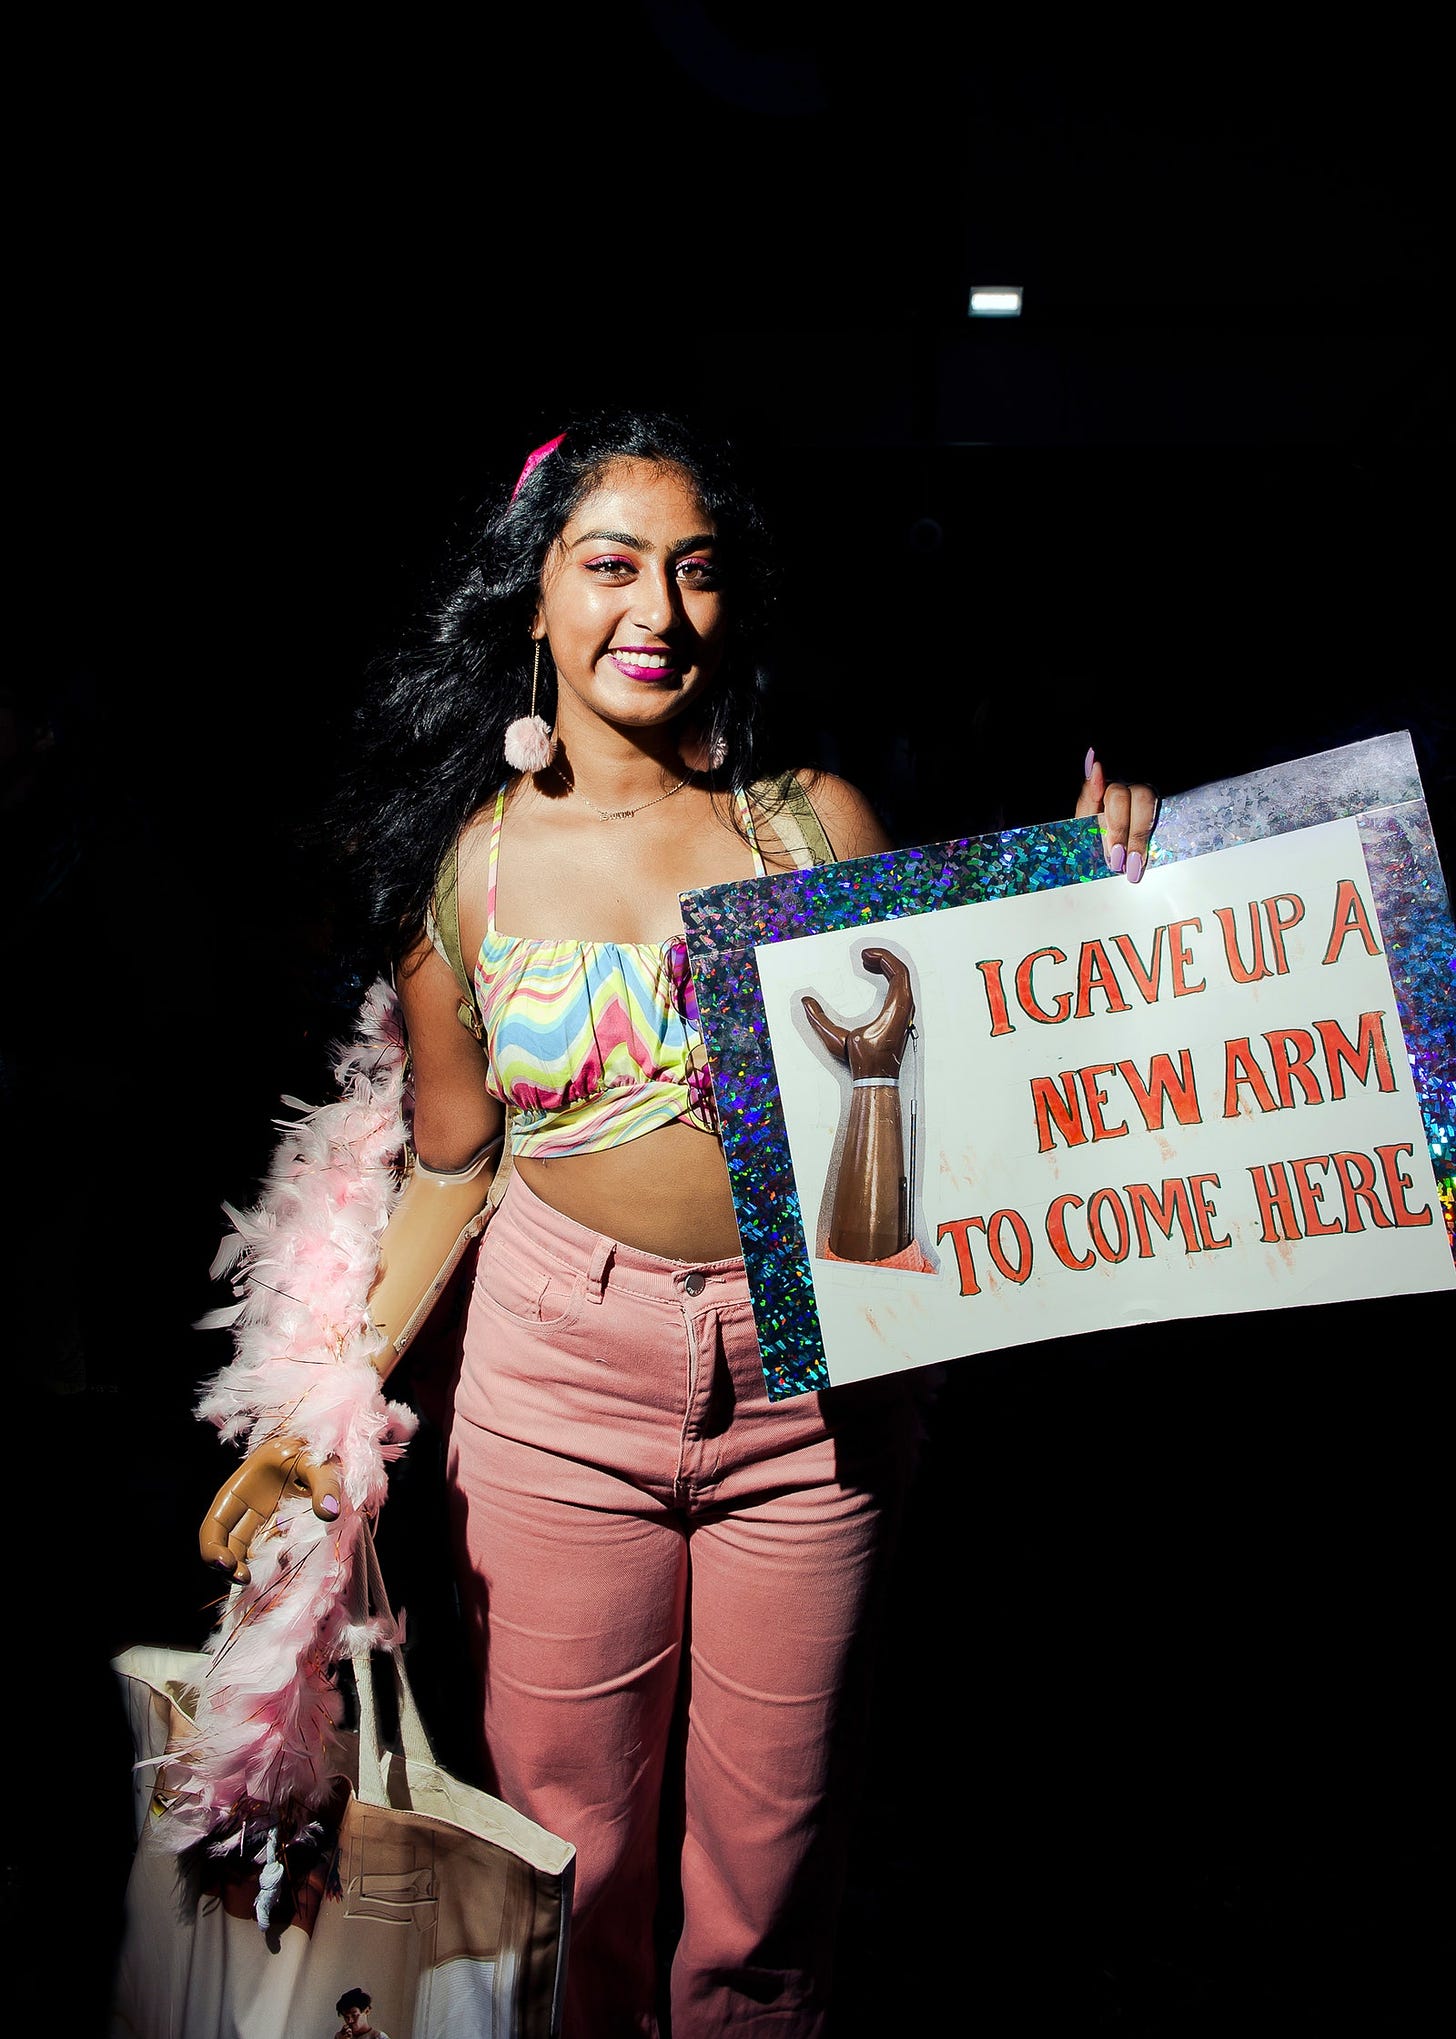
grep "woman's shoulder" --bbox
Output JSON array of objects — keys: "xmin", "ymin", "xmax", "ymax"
[{"xmin": 777, "ymin": 767, "xmax": 896, "ymax": 861}]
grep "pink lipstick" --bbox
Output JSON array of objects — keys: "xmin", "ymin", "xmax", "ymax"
[{"xmin": 608, "ymin": 647, "xmax": 680, "ymax": 682}]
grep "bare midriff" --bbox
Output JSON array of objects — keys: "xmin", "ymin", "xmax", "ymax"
[{"xmin": 515, "ymin": 1119, "xmax": 744, "ymax": 1263}]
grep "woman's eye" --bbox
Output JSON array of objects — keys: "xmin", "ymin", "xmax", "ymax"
[
  {"xmin": 583, "ymin": 556, "xmax": 635, "ymax": 577},
  {"xmin": 676, "ymin": 557, "xmax": 721, "ymax": 587}
]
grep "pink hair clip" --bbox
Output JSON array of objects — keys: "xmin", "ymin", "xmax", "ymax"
[{"xmin": 510, "ymin": 432, "xmax": 566, "ymax": 501}]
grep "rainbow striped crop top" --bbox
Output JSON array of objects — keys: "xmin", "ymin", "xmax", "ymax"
[{"xmin": 436, "ymin": 783, "xmax": 828, "ymax": 1160}]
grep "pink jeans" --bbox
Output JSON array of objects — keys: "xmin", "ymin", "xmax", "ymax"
[{"xmin": 445, "ymin": 1171, "xmax": 928, "ymax": 2038}]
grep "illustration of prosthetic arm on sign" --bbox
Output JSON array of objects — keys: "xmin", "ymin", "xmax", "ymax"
[{"xmin": 801, "ymin": 944, "xmax": 936, "ymax": 1272}]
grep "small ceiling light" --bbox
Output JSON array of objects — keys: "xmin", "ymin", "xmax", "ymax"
[{"xmin": 968, "ymin": 287, "xmax": 1023, "ymax": 317}]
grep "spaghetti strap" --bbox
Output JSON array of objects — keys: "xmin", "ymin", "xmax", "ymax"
[
  {"xmin": 736, "ymin": 788, "xmax": 768, "ymax": 878},
  {"xmin": 486, "ymin": 787, "xmax": 508, "ymax": 933}
]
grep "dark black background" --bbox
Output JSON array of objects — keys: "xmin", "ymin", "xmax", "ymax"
[{"xmin": 11, "ymin": 11, "xmax": 1450, "ymax": 2033}]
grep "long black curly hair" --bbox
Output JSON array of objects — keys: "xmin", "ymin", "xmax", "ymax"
[{"xmin": 321, "ymin": 407, "xmax": 792, "ymax": 977}]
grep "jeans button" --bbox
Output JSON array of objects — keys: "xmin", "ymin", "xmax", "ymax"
[{"xmin": 683, "ymin": 1270, "xmax": 707, "ymax": 1296}]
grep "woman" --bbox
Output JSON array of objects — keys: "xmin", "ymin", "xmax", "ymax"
[{"xmin": 198, "ymin": 408, "xmax": 1159, "ymax": 2035}]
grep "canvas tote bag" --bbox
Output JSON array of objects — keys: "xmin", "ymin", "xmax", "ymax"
[{"xmin": 109, "ymin": 1522, "xmax": 574, "ymax": 2038}]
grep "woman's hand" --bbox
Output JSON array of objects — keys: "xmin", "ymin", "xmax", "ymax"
[
  {"xmin": 1078, "ymin": 749, "xmax": 1161, "ymax": 883},
  {"xmin": 199, "ymin": 1437, "xmax": 342, "ymax": 1586}
]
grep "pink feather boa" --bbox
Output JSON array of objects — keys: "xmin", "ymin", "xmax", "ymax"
[{"xmin": 158, "ymin": 977, "xmax": 419, "ymax": 1870}]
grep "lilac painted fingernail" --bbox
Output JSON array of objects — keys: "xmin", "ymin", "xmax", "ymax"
[
  {"xmin": 1084, "ymin": 747, "xmax": 1097, "ymax": 779},
  {"xmin": 1107, "ymin": 842, "xmax": 1126, "ymax": 874},
  {"xmin": 321, "ymin": 1494, "xmax": 340, "ymax": 1517},
  {"xmin": 1125, "ymin": 850, "xmax": 1144, "ymax": 885}
]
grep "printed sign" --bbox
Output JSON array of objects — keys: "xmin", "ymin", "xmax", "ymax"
[{"xmin": 681, "ymin": 733, "xmax": 1455, "ymax": 1397}]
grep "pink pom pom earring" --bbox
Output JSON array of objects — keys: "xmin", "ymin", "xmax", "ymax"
[{"xmin": 503, "ymin": 638, "xmax": 558, "ymax": 773}]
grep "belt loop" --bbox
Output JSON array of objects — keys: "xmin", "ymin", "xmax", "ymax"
[{"xmin": 583, "ymin": 1233, "xmax": 614, "ymax": 1302}]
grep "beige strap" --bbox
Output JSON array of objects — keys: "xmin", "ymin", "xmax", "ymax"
[
  {"xmin": 487, "ymin": 1127, "xmax": 515, "ymax": 1208},
  {"xmin": 428, "ymin": 839, "xmax": 516, "ymax": 1202},
  {"xmin": 430, "ymin": 841, "xmax": 483, "ymax": 1040},
  {"xmin": 746, "ymin": 772, "xmax": 835, "ymax": 868}
]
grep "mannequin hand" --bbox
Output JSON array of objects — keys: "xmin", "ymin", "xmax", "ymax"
[
  {"xmin": 802, "ymin": 945, "xmax": 915, "ymax": 1079},
  {"xmin": 199, "ymin": 1437, "xmax": 342, "ymax": 1586},
  {"xmin": 1078, "ymin": 749, "xmax": 1161, "ymax": 883}
]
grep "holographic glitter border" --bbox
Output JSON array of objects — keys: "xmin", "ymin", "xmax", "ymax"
[
  {"xmin": 1149, "ymin": 730, "xmax": 1454, "ymax": 1273},
  {"xmin": 681, "ymin": 733, "xmax": 1455, "ymax": 1399}
]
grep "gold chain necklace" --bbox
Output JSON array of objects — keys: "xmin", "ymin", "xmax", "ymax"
[{"xmin": 551, "ymin": 767, "xmax": 691, "ymax": 822}]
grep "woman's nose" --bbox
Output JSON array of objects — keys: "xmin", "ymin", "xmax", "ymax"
[{"xmin": 630, "ymin": 569, "xmax": 681, "ymax": 634}]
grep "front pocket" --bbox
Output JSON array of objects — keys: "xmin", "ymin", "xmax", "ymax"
[{"xmin": 474, "ymin": 1230, "xmax": 584, "ymax": 1328}]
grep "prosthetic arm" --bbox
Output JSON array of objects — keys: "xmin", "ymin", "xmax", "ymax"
[
  {"xmin": 198, "ymin": 1135, "xmax": 502, "ymax": 1577},
  {"xmin": 367, "ymin": 1135, "xmax": 502, "ymax": 1370},
  {"xmin": 802, "ymin": 945, "xmax": 918, "ymax": 1263}
]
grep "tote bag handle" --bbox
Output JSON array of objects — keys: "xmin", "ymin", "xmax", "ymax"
[{"xmin": 348, "ymin": 1514, "xmax": 437, "ymax": 1806}]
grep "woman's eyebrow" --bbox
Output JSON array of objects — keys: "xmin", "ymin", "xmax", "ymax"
[{"xmin": 569, "ymin": 529, "xmax": 718, "ymax": 553}]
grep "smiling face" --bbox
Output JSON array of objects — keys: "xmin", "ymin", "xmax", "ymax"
[{"xmin": 533, "ymin": 458, "xmax": 730, "ymax": 744}]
